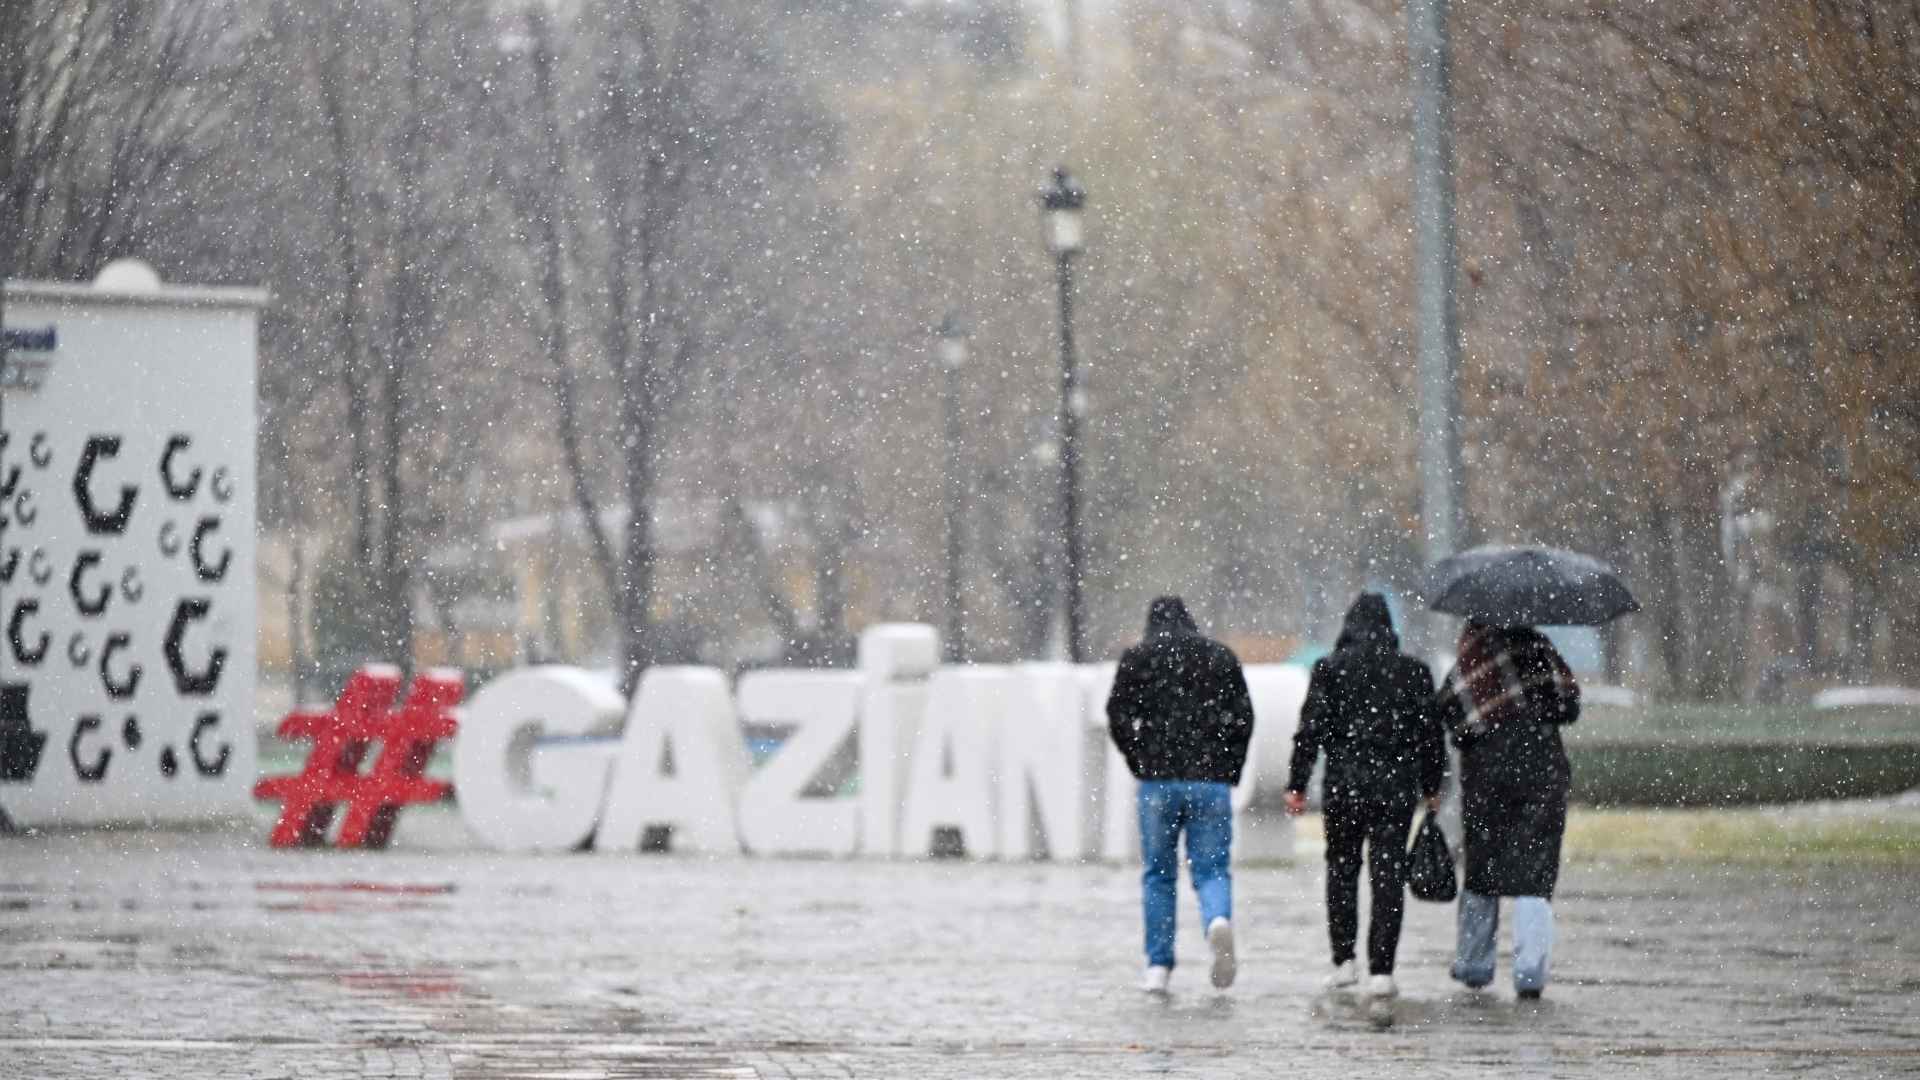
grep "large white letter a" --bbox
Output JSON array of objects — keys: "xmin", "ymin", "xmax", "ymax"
[{"xmin": 598, "ymin": 667, "xmax": 749, "ymax": 855}]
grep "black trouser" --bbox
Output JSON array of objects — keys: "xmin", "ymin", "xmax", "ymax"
[{"xmin": 1324, "ymin": 800, "xmax": 1416, "ymax": 975}]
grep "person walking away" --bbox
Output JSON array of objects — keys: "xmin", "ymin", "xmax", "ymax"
[
  {"xmin": 1436, "ymin": 620, "xmax": 1579, "ymax": 1000},
  {"xmin": 1107, "ymin": 596, "xmax": 1256, "ymax": 994},
  {"xmin": 1283, "ymin": 593, "xmax": 1445, "ymax": 1002}
]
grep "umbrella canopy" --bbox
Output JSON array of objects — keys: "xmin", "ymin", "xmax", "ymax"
[{"xmin": 1426, "ymin": 544, "xmax": 1639, "ymax": 627}]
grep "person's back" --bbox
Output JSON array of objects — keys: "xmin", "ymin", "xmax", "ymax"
[
  {"xmin": 1447, "ymin": 626, "xmax": 1577, "ymax": 798},
  {"xmin": 1291, "ymin": 604, "xmax": 1440, "ymax": 806},
  {"xmin": 1284, "ymin": 593, "xmax": 1443, "ymax": 1002},
  {"xmin": 1106, "ymin": 596, "xmax": 1254, "ymax": 995},
  {"xmin": 1438, "ymin": 621, "xmax": 1580, "ymax": 1000},
  {"xmin": 1108, "ymin": 599, "xmax": 1255, "ymax": 785}
]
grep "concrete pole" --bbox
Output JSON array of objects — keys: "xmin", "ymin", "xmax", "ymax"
[{"xmin": 1408, "ymin": 0, "xmax": 1466, "ymax": 569}]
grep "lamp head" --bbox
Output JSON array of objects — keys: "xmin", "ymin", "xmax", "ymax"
[{"xmin": 1041, "ymin": 168, "xmax": 1087, "ymax": 255}]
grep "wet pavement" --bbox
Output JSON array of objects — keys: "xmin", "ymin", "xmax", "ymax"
[{"xmin": 3, "ymin": 816, "xmax": 1917, "ymax": 1078}]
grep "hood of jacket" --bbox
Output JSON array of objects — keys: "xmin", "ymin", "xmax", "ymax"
[
  {"xmin": 1335, "ymin": 592, "xmax": 1398, "ymax": 652},
  {"xmin": 1144, "ymin": 595, "xmax": 1198, "ymax": 638}
]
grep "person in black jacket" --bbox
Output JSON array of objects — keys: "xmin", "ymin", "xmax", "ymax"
[
  {"xmin": 1107, "ymin": 595, "xmax": 1256, "ymax": 994},
  {"xmin": 1284, "ymin": 593, "xmax": 1445, "ymax": 1001}
]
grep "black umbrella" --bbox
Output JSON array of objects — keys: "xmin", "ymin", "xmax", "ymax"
[{"xmin": 1426, "ymin": 544, "xmax": 1639, "ymax": 627}]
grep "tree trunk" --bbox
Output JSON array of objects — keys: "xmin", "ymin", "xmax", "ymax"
[
  {"xmin": 0, "ymin": 0, "xmax": 22, "ymax": 280},
  {"xmin": 1891, "ymin": 560, "xmax": 1920, "ymax": 684},
  {"xmin": 316, "ymin": 29, "xmax": 376, "ymax": 568},
  {"xmin": 1591, "ymin": 506, "xmax": 1635, "ymax": 686},
  {"xmin": 1600, "ymin": 620, "xmax": 1627, "ymax": 685},
  {"xmin": 816, "ymin": 514, "xmax": 853, "ymax": 647},
  {"xmin": 724, "ymin": 493, "xmax": 801, "ymax": 652},
  {"xmin": 619, "ymin": 370, "xmax": 658, "ymax": 692},
  {"xmin": 524, "ymin": 6, "xmax": 623, "ymax": 649},
  {"xmin": 289, "ymin": 533, "xmax": 310, "ymax": 705},
  {"xmin": 1678, "ymin": 506, "xmax": 1738, "ymax": 700},
  {"xmin": 378, "ymin": 0, "xmax": 435, "ymax": 669},
  {"xmin": 611, "ymin": 208, "xmax": 662, "ymax": 693},
  {"xmin": 1847, "ymin": 570, "xmax": 1876, "ymax": 681},
  {"xmin": 1656, "ymin": 507, "xmax": 1689, "ymax": 698},
  {"xmin": 1019, "ymin": 544, "xmax": 1060, "ymax": 661},
  {"xmin": 600, "ymin": 88, "xmax": 655, "ymax": 692},
  {"xmin": 1795, "ymin": 553, "xmax": 1824, "ymax": 677},
  {"xmin": 611, "ymin": 94, "xmax": 685, "ymax": 691},
  {"xmin": 584, "ymin": 2, "xmax": 683, "ymax": 694}
]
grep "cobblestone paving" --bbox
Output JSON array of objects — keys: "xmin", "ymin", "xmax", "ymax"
[{"xmin": 3, "ymin": 816, "xmax": 1918, "ymax": 1078}]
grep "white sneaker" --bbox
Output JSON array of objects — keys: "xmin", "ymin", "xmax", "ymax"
[
  {"xmin": 1206, "ymin": 917, "xmax": 1237, "ymax": 989},
  {"xmin": 1141, "ymin": 965, "xmax": 1171, "ymax": 994},
  {"xmin": 1366, "ymin": 973, "xmax": 1398, "ymax": 999},
  {"xmin": 1323, "ymin": 959, "xmax": 1358, "ymax": 991}
]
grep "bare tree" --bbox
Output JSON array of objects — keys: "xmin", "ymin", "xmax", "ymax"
[
  {"xmin": 500, "ymin": 4, "xmax": 625, "ymax": 643},
  {"xmin": 580, "ymin": 0, "xmax": 707, "ymax": 685},
  {"xmin": 497, "ymin": 0, "xmax": 842, "ymax": 686},
  {"xmin": 0, "ymin": 0, "xmax": 26, "ymax": 281},
  {"xmin": 310, "ymin": 7, "xmax": 379, "ymax": 571},
  {"xmin": 2, "ymin": 0, "xmax": 237, "ymax": 280}
]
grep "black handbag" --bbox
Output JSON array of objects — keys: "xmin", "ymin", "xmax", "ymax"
[{"xmin": 1407, "ymin": 810, "xmax": 1458, "ymax": 903}]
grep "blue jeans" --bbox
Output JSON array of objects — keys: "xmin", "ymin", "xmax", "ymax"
[
  {"xmin": 1137, "ymin": 780, "xmax": 1234, "ymax": 969},
  {"xmin": 1450, "ymin": 890, "xmax": 1554, "ymax": 992}
]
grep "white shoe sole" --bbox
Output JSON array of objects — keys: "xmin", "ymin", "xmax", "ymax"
[{"xmin": 1207, "ymin": 921, "xmax": 1236, "ymax": 989}]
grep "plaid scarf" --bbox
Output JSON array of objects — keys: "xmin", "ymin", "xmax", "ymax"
[{"xmin": 1441, "ymin": 625, "xmax": 1578, "ymax": 738}]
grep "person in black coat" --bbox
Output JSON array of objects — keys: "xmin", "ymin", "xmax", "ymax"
[
  {"xmin": 1436, "ymin": 620, "xmax": 1579, "ymax": 999},
  {"xmin": 1284, "ymin": 593, "xmax": 1445, "ymax": 1000},
  {"xmin": 1107, "ymin": 595, "xmax": 1256, "ymax": 993}
]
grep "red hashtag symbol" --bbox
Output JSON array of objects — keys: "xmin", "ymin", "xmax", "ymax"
[{"xmin": 253, "ymin": 665, "xmax": 462, "ymax": 849}]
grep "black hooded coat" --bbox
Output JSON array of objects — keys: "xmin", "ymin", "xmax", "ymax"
[
  {"xmin": 1436, "ymin": 625, "xmax": 1578, "ymax": 898},
  {"xmin": 1106, "ymin": 597, "xmax": 1256, "ymax": 785},
  {"xmin": 1286, "ymin": 594, "xmax": 1445, "ymax": 808}
]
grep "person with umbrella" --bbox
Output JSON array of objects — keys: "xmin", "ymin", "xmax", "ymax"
[
  {"xmin": 1283, "ymin": 593, "xmax": 1445, "ymax": 1003},
  {"xmin": 1426, "ymin": 545, "xmax": 1637, "ymax": 1000}
]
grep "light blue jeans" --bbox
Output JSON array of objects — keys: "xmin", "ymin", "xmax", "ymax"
[
  {"xmin": 1450, "ymin": 890, "xmax": 1554, "ymax": 992},
  {"xmin": 1137, "ymin": 780, "xmax": 1234, "ymax": 969}
]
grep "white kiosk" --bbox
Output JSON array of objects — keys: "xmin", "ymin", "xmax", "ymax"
[{"xmin": 1, "ymin": 261, "xmax": 265, "ymax": 827}]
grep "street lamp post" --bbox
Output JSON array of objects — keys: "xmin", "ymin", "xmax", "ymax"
[
  {"xmin": 935, "ymin": 313, "xmax": 970, "ymax": 664},
  {"xmin": 1041, "ymin": 168, "xmax": 1088, "ymax": 663}
]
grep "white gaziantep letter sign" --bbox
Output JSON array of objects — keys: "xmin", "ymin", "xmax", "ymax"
[
  {"xmin": 1237, "ymin": 664, "xmax": 1309, "ymax": 862},
  {"xmin": 441, "ymin": 623, "xmax": 1297, "ymax": 863},
  {"xmin": 736, "ymin": 669, "xmax": 863, "ymax": 856},
  {"xmin": 997, "ymin": 663, "xmax": 1094, "ymax": 861},
  {"xmin": 455, "ymin": 666, "xmax": 626, "ymax": 852},
  {"xmin": 856, "ymin": 624, "xmax": 937, "ymax": 857},
  {"xmin": 598, "ymin": 666, "xmax": 751, "ymax": 854},
  {"xmin": 898, "ymin": 666, "xmax": 1005, "ymax": 858}
]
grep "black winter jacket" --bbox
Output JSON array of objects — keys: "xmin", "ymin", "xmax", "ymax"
[
  {"xmin": 1437, "ymin": 626, "xmax": 1578, "ymax": 898},
  {"xmin": 1107, "ymin": 597, "xmax": 1256, "ymax": 785},
  {"xmin": 1286, "ymin": 594, "xmax": 1445, "ymax": 808}
]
